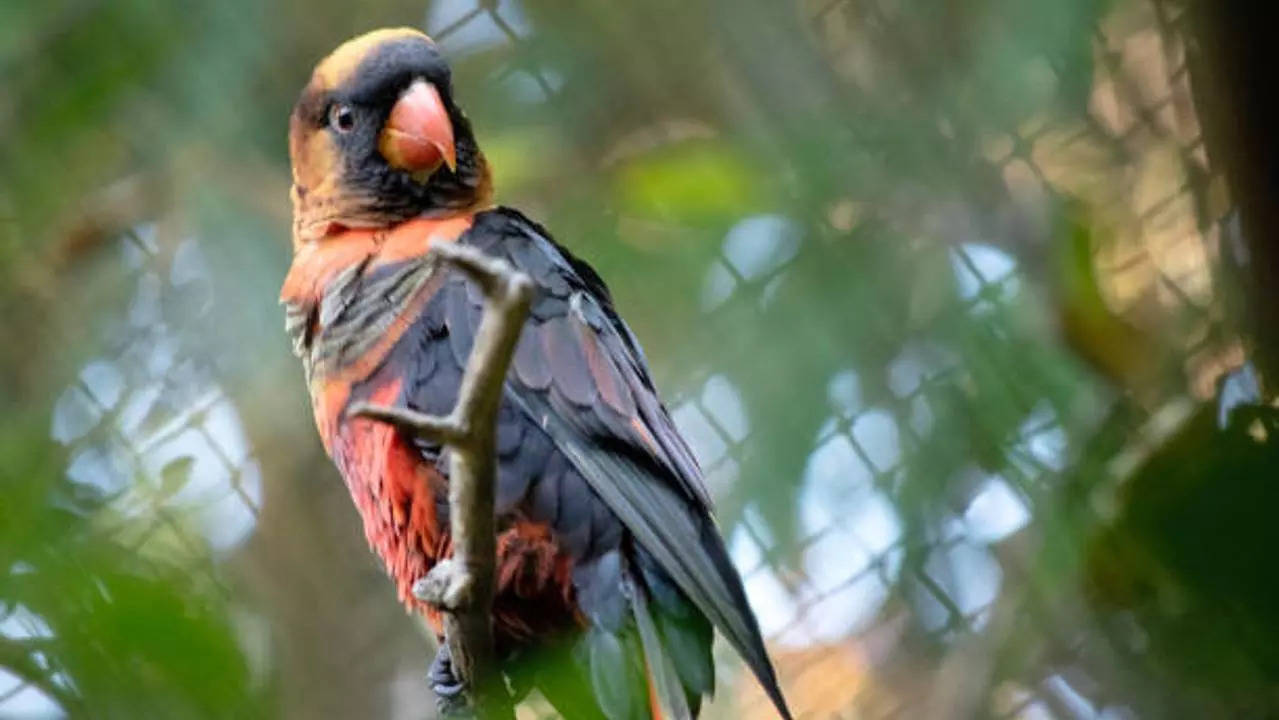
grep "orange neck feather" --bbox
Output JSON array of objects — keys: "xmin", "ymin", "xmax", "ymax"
[{"xmin": 280, "ymin": 214, "xmax": 475, "ymax": 306}]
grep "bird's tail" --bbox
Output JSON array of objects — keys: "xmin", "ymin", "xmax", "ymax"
[{"xmin": 631, "ymin": 569, "xmax": 693, "ymax": 720}]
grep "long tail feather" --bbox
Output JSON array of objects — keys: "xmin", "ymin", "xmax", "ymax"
[{"xmin": 630, "ymin": 569, "xmax": 693, "ymax": 720}]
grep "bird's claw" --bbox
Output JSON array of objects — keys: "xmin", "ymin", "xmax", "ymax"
[
  {"xmin": 428, "ymin": 644, "xmax": 471, "ymax": 717},
  {"xmin": 1216, "ymin": 362, "xmax": 1263, "ymax": 430}
]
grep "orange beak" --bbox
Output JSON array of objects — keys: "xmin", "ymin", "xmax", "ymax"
[{"xmin": 378, "ymin": 80, "xmax": 457, "ymax": 175}]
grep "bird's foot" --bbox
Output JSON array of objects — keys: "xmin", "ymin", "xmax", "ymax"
[
  {"xmin": 429, "ymin": 643, "xmax": 471, "ymax": 717},
  {"xmin": 1216, "ymin": 361, "xmax": 1263, "ymax": 430},
  {"xmin": 413, "ymin": 559, "xmax": 474, "ymax": 611}
]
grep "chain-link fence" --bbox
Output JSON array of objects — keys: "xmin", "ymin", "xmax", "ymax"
[
  {"xmin": 1, "ymin": 0, "xmax": 1253, "ymax": 717},
  {"xmin": 703, "ymin": 0, "xmax": 1234, "ymax": 716}
]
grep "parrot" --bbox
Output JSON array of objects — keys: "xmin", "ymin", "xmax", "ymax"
[{"xmin": 281, "ymin": 28, "xmax": 791, "ymax": 720}]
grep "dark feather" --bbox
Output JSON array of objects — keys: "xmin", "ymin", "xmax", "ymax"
[
  {"xmin": 525, "ymin": 449, "xmax": 565, "ymax": 525},
  {"xmin": 496, "ymin": 403, "xmax": 525, "ymax": 457},
  {"xmin": 465, "ymin": 208, "xmax": 788, "ymax": 719},
  {"xmin": 383, "ymin": 207, "xmax": 790, "ymax": 719},
  {"xmin": 636, "ymin": 547, "xmax": 714, "ymax": 703},
  {"xmin": 520, "ymin": 391, "xmax": 788, "ymax": 717},
  {"xmin": 554, "ymin": 469, "xmax": 595, "ymax": 559},
  {"xmin": 574, "ymin": 549, "xmax": 626, "ymax": 632},
  {"xmin": 543, "ymin": 316, "xmax": 599, "ymax": 408},
  {"xmin": 630, "ymin": 563, "xmax": 694, "ymax": 720},
  {"xmin": 513, "ymin": 330, "xmax": 552, "ymax": 390},
  {"xmin": 578, "ymin": 623, "xmax": 653, "ymax": 720},
  {"xmin": 445, "ymin": 277, "xmax": 476, "ymax": 369}
]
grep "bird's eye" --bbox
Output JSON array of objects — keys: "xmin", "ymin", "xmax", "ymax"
[{"xmin": 329, "ymin": 104, "xmax": 355, "ymax": 133}]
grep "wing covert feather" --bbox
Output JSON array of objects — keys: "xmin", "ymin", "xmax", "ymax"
[{"xmin": 462, "ymin": 208, "xmax": 788, "ymax": 719}]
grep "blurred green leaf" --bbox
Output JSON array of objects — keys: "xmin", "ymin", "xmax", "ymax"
[{"xmin": 616, "ymin": 142, "xmax": 765, "ymax": 224}]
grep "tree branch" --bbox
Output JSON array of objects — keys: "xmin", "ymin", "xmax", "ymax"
[{"xmin": 349, "ymin": 242, "xmax": 533, "ymax": 720}]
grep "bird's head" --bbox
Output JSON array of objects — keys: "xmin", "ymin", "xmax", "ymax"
[{"xmin": 288, "ymin": 28, "xmax": 491, "ymax": 245}]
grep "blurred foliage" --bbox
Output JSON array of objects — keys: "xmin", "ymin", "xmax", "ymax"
[
  {"xmin": 1, "ymin": 419, "xmax": 265, "ymax": 718},
  {"xmin": 2, "ymin": 0, "xmax": 1274, "ymax": 717},
  {"xmin": 1086, "ymin": 401, "xmax": 1279, "ymax": 716}
]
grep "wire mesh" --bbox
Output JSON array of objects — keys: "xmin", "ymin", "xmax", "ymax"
[{"xmin": 1, "ymin": 0, "xmax": 1239, "ymax": 717}]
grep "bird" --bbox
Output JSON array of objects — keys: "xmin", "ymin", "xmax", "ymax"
[{"xmin": 281, "ymin": 28, "xmax": 791, "ymax": 720}]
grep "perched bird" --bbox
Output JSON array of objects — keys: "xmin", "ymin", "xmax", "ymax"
[{"xmin": 281, "ymin": 28, "xmax": 791, "ymax": 720}]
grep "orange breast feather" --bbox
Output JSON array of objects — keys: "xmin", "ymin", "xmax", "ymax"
[
  {"xmin": 331, "ymin": 376, "xmax": 448, "ymax": 617},
  {"xmin": 282, "ymin": 215, "xmax": 473, "ymax": 449}
]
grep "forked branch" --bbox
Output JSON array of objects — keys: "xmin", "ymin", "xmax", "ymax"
[{"xmin": 350, "ymin": 242, "xmax": 533, "ymax": 720}]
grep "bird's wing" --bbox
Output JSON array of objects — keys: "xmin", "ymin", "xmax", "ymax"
[{"xmin": 388, "ymin": 207, "xmax": 790, "ymax": 719}]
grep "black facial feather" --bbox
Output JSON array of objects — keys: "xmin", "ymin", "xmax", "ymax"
[{"xmin": 345, "ymin": 35, "xmax": 451, "ymax": 106}]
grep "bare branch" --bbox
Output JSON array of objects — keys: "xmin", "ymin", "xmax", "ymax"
[
  {"xmin": 344, "ymin": 403, "xmax": 469, "ymax": 446},
  {"xmin": 352, "ymin": 242, "xmax": 533, "ymax": 720}
]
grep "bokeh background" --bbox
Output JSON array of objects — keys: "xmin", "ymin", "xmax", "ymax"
[{"xmin": 3, "ymin": 0, "xmax": 1278, "ymax": 718}]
